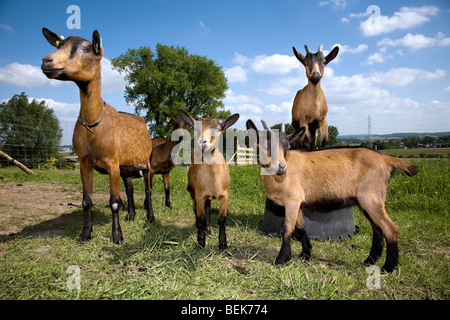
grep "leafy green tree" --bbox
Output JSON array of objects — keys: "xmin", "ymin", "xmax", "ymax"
[
  {"xmin": 0, "ymin": 92, "xmax": 62, "ymax": 168},
  {"xmin": 327, "ymin": 125, "xmax": 339, "ymax": 146},
  {"xmin": 112, "ymin": 44, "xmax": 230, "ymax": 137},
  {"xmin": 402, "ymin": 136, "xmax": 419, "ymax": 148}
]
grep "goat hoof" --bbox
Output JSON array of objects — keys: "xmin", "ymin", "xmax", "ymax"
[
  {"xmin": 364, "ymin": 256, "xmax": 377, "ymax": 265},
  {"xmin": 381, "ymin": 264, "xmax": 395, "ymax": 273},
  {"xmin": 219, "ymin": 242, "xmax": 228, "ymax": 251},
  {"xmin": 275, "ymin": 255, "xmax": 291, "ymax": 266},
  {"xmin": 147, "ymin": 216, "xmax": 155, "ymax": 223},
  {"xmin": 126, "ymin": 214, "xmax": 135, "ymax": 221},
  {"xmin": 165, "ymin": 202, "xmax": 172, "ymax": 209},
  {"xmin": 205, "ymin": 227, "xmax": 211, "ymax": 235},
  {"xmin": 299, "ymin": 252, "xmax": 311, "ymax": 260},
  {"xmin": 112, "ymin": 235, "xmax": 123, "ymax": 245},
  {"xmin": 79, "ymin": 234, "xmax": 91, "ymax": 243},
  {"xmin": 198, "ymin": 239, "xmax": 206, "ymax": 248}
]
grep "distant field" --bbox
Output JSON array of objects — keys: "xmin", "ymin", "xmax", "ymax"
[{"xmin": 380, "ymin": 148, "xmax": 450, "ymax": 158}]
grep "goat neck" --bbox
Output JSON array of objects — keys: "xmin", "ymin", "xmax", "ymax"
[{"xmin": 77, "ymin": 68, "xmax": 104, "ymax": 126}]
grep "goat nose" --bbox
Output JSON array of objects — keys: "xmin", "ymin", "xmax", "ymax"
[
  {"xmin": 43, "ymin": 56, "xmax": 53, "ymax": 66},
  {"xmin": 312, "ymin": 71, "xmax": 320, "ymax": 77}
]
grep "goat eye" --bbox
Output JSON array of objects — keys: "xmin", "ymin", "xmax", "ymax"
[{"xmin": 82, "ymin": 46, "xmax": 91, "ymax": 53}]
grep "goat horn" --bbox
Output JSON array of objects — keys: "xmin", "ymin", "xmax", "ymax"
[
  {"xmin": 318, "ymin": 44, "xmax": 323, "ymax": 52},
  {"xmin": 281, "ymin": 122, "xmax": 285, "ymax": 133},
  {"xmin": 304, "ymin": 45, "xmax": 311, "ymax": 54},
  {"xmin": 261, "ymin": 120, "xmax": 271, "ymax": 131}
]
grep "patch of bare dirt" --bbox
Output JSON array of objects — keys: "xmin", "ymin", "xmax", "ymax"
[{"xmin": 0, "ymin": 182, "xmax": 79, "ymax": 236}]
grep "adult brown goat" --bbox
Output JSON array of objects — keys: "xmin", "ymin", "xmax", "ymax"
[
  {"xmin": 41, "ymin": 28, "xmax": 153, "ymax": 244},
  {"xmin": 121, "ymin": 112, "xmax": 189, "ymax": 220},
  {"xmin": 246, "ymin": 119, "xmax": 418, "ymax": 272},
  {"xmin": 292, "ymin": 44, "xmax": 339, "ymax": 150},
  {"xmin": 178, "ymin": 109, "xmax": 239, "ymax": 250}
]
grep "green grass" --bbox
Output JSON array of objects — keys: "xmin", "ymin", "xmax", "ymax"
[{"xmin": 0, "ymin": 160, "xmax": 449, "ymax": 300}]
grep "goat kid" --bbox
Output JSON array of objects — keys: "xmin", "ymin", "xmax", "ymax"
[
  {"xmin": 122, "ymin": 112, "xmax": 189, "ymax": 220},
  {"xmin": 41, "ymin": 28, "xmax": 153, "ymax": 244},
  {"xmin": 292, "ymin": 44, "xmax": 338, "ymax": 150},
  {"xmin": 246, "ymin": 119, "xmax": 418, "ymax": 272},
  {"xmin": 178, "ymin": 109, "xmax": 239, "ymax": 250}
]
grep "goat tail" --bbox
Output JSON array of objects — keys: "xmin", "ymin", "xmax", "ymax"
[{"xmin": 389, "ymin": 157, "xmax": 419, "ymax": 177}]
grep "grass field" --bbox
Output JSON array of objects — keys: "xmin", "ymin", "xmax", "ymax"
[{"xmin": 0, "ymin": 158, "xmax": 448, "ymax": 300}]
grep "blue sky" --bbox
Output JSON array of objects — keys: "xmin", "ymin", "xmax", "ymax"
[{"xmin": 1, "ymin": 0, "xmax": 449, "ymax": 145}]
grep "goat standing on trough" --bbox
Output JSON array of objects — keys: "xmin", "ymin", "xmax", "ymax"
[
  {"xmin": 178, "ymin": 109, "xmax": 239, "ymax": 250},
  {"xmin": 292, "ymin": 44, "xmax": 339, "ymax": 150},
  {"xmin": 246, "ymin": 119, "xmax": 418, "ymax": 272},
  {"xmin": 121, "ymin": 112, "xmax": 189, "ymax": 220},
  {"xmin": 41, "ymin": 28, "xmax": 153, "ymax": 244}
]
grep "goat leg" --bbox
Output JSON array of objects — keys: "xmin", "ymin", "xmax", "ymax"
[
  {"xmin": 109, "ymin": 169, "xmax": 123, "ymax": 244},
  {"xmin": 144, "ymin": 170, "xmax": 155, "ymax": 223},
  {"xmin": 218, "ymin": 194, "xmax": 228, "ymax": 251},
  {"xmin": 122, "ymin": 175, "xmax": 136, "ymax": 221},
  {"xmin": 163, "ymin": 172, "xmax": 172, "ymax": 209},
  {"xmin": 79, "ymin": 158, "xmax": 94, "ymax": 242},
  {"xmin": 294, "ymin": 209, "xmax": 311, "ymax": 260},
  {"xmin": 205, "ymin": 199, "xmax": 211, "ymax": 235},
  {"xmin": 364, "ymin": 221, "xmax": 384, "ymax": 265},
  {"xmin": 275, "ymin": 202, "xmax": 299, "ymax": 266},
  {"xmin": 196, "ymin": 201, "xmax": 207, "ymax": 249}
]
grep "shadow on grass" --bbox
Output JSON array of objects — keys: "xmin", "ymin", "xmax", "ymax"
[{"xmin": 0, "ymin": 206, "xmax": 110, "ymax": 243}]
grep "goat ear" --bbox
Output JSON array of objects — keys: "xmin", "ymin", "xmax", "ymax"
[
  {"xmin": 42, "ymin": 28, "xmax": 62, "ymax": 48},
  {"xmin": 293, "ymin": 46, "xmax": 306, "ymax": 66},
  {"xmin": 246, "ymin": 119, "xmax": 259, "ymax": 145},
  {"xmin": 221, "ymin": 113, "xmax": 240, "ymax": 131},
  {"xmin": 288, "ymin": 127, "xmax": 306, "ymax": 144},
  {"xmin": 178, "ymin": 109, "xmax": 195, "ymax": 128},
  {"xmin": 92, "ymin": 30, "xmax": 102, "ymax": 56},
  {"xmin": 325, "ymin": 46, "xmax": 339, "ymax": 65}
]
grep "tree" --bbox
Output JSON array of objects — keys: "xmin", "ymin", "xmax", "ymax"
[
  {"xmin": 402, "ymin": 136, "xmax": 419, "ymax": 148},
  {"xmin": 328, "ymin": 125, "xmax": 339, "ymax": 146},
  {"xmin": 111, "ymin": 44, "xmax": 230, "ymax": 138},
  {"xmin": 0, "ymin": 92, "xmax": 63, "ymax": 168}
]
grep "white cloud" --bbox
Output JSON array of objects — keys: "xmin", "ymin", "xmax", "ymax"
[
  {"xmin": 319, "ymin": 0, "xmax": 346, "ymax": 10},
  {"xmin": 341, "ymin": 17, "xmax": 350, "ymax": 24},
  {"xmin": 260, "ymin": 76, "xmax": 304, "ymax": 97},
  {"xmin": 31, "ymin": 97, "xmax": 79, "ymax": 115},
  {"xmin": 370, "ymin": 68, "xmax": 445, "ymax": 87},
  {"xmin": 0, "ymin": 62, "xmax": 61, "ymax": 87},
  {"xmin": 232, "ymin": 52, "xmax": 250, "ymax": 66},
  {"xmin": 224, "ymin": 66, "xmax": 247, "ymax": 83},
  {"xmin": 365, "ymin": 47, "xmax": 393, "ymax": 65},
  {"xmin": 360, "ymin": 5, "xmax": 439, "ymax": 37},
  {"xmin": 101, "ymin": 57, "xmax": 126, "ymax": 92},
  {"xmin": 224, "ymin": 89, "xmax": 260, "ymax": 105},
  {"xmin": 336, "ymin": 43, "xmax": 368, "ymax": 54},
  {"xmin": 444, "ymin": 86, "xmax": 450, "ymax": 94},
  {"xmin": 378, "ymin": 33, "xmax": 450, "ymax": 51},
  {"xmin": 250, "ymin": 54, "xmax": 298, "ymax": 74},
  {"xmin": 0, "ymin": 58, "xmax": 125, "ymax": 92}
]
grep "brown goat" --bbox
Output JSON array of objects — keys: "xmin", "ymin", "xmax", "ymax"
[
  {"xmin": 292, "ymin": 44, "xmax": 339, "ymax": 150},
  {"xmin": 178, "ymin": 109, "xmax": 239, "ymax": 250},
  {"xmin": 122, "ymin": 112, "xmax": 189, "ymax": 220},
  {"xmin": 246, "ymin": 119, "xmax": 418, "ymax": 272},
  {"xmin": 41, "ymin": 28, "xmax": 153, "ymax": 244}
]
